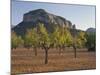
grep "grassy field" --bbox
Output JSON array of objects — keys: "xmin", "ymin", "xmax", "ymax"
[{"xmin": 11, "ymin": 47, "xmax": 96, "ymax": 74}]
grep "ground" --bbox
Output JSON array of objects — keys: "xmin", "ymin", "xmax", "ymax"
[{"xmin": 11, "ymin": 47, "xmax": 96, "ymax": 75}]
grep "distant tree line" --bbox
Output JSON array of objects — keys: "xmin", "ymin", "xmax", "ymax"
[{"xmin": 11, "ymin": 23, "xmax": 96, "ymax": 64}]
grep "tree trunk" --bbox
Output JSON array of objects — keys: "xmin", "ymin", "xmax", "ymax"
[
  {"xmin": 27, "ymin": 47, "xmax": 30, "ymax": 50},
  {"xmin": 62, "ymin": 46, "xmax": 65, "ymax": 54},
  {"xmin": 73, "ymin": 45, "xmax": 76, "ymax": 58},
  {"xmin": 58, "ymin": 47, "xmax": 61, "ymax": 55},
  {"xmin": 44, "ymin": 48, "xmax": 48, "ymax": 64},
  {"xmin": 34, "ymin": 47, "xmax": 37, "ymax": 56}
]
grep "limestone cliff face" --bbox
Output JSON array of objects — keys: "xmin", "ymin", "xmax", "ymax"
[
  {"xmin": 23, "ymin": 9, "xmax": 72, "ymax": 28},
  {"xmin": 12, "ymin": 9, "xmax": 73, "ymax": 35}
]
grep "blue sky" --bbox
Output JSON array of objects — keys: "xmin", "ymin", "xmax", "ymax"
[{"xmin": 11, "ymin": 0, "xmax": 96, "ymax": 30}]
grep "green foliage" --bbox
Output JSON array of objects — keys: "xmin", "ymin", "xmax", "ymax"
[
  {"xmin": 76, "ymin": 31, "xmax": 87, "ymax": 48},
  {"xmin": 62, "ymin": 28, "xmax": 73, "ymax": 47},
  {"xmin": 51, "ymin": 26, "xmax": 73, "ymax": 48},
  {"xmin": 24, "ymin": 28, "xmax": 39, "ymax": 48},
  {"xmin": 37, "ymin": 23, "xmax": 51, "ymax": 64},
  {"xmin": 11, "ymin": 32, "xmax": 24, "ymax": 49},
  {"xmin": 51, "ymin": 26, "xmax": 60, "ymax": 47},
  {"xmin": 86, "ymin": 33, "xmax": 96, "ymax": 51},
  {"xmin": 38, "ymin": 23, "xmax": 51, "ymax": 48}
]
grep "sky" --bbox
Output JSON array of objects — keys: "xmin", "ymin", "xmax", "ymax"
[{"xmin": 11, "ymin": 0, "xmax": 96, "ymax": 31}]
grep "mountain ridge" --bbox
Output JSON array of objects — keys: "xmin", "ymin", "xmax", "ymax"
[
  {"xmin": 86, "ymin": 28, "xmax": 96, "ymax": 33},
  {"xmin": 12, "ymin": 9, "xmax": 81, "ymax": 36}
]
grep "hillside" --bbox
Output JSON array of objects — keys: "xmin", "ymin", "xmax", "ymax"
[{"xmin": 12, "ymin": 9, "xmax": 75, "ymax": 36}]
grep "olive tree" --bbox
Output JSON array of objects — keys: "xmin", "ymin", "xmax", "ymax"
[
  {"xmin": 38, "ymin": 23, "xmax": 51, "ymax": 64},
  {"xmin": 51, "ymin": 26, "xmax": 73, "ymax": 55},
  {"xmin": 11, "ymin": 32, "xmax": 24, "ymax": 49},
  {"xmin": 76, "ymin": 31, "xmax": 87, "ymax": 48},
  {"xmin": 24, "ymin": 28, "xmax": 39, "ymax": 56}
]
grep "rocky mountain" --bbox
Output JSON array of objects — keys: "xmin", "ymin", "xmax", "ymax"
[
  {"xmin": 86, "ymin": 28, "xmax": 96, "ymax": 34},
  {"xmin": 12, "ymin": 9, "xmax": 74, "ymax": 36}
]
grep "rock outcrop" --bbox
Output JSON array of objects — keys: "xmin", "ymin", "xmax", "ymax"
[
  {"xmin": 12, "ymin": 9, "xmax": 74, "ymax": 35},
  {"xmin": 86, "ymin": 28, "xmax": 96, "ymax": 34}
]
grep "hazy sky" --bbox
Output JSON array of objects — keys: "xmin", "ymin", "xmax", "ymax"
[{"xmin": 11, "ymin": 0, "xmax": 96, "ymax": 30}]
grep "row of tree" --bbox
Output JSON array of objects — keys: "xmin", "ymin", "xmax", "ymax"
[{"xmin": 11, "ymin": 23, "xmax": 96, "ymax": 64}]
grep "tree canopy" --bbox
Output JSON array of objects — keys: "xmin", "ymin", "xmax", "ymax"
[{"xmin": 11, "ymin": 32, "xmax": 24, "ymax": 49}]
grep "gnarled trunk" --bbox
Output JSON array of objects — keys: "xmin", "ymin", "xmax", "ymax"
[
  {"xmin": 34, "ymin": 47, "xmax": 37, "ymax": 56},
  {"xmin": 44, "ymin": 48, "xmax": 48, "ymax": 64},
  {"xmin": 73, "ymin": 44, "xmax": 76, "ymax": 58},
  {"xmin": 59, "ymin": 47, "xmax": 61, "ymax": 55},
  {"xmin": 42, "ymin": 43, "xmax": 50, "ymax": 64}
]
